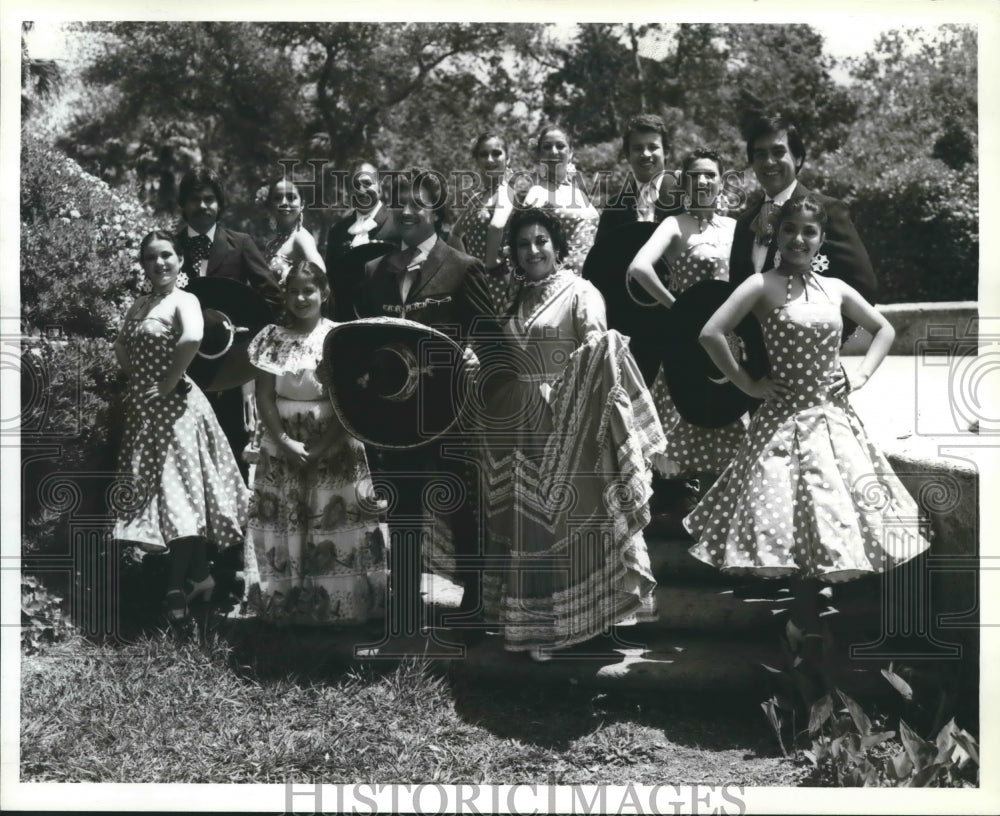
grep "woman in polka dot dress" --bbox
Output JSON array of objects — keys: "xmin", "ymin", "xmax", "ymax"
[
  {"xmin": 113, "ymin": 231, "xmax": 250, "ymax": 622},
  {"xmin": 628, "ymin": 149, "xmax": 745, "ymax": 479},
  {"xmin": 685, "ymin": 196, "xmax": 929, "ymax": 633},
  {"xmin": 448, "ymin": 131, "xmax": 519, "ymax": 314},
  {"xmin": 243, "ymin": 261, "xmax": 388, "ymax": 625}
]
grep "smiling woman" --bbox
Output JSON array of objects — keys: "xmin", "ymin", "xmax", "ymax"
[
  {"xmin": 112, "ymin": 230, "xmax": 250, "ymax": 623},
  {"xmin": 476, "ymin": 206, "xmax": 664, "ymax": 661}
]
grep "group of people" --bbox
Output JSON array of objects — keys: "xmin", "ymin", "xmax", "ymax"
[{"xmin": 112, "ymin": 110, "xmax": 928, "ymax": 664}]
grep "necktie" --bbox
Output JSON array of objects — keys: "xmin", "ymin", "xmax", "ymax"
[
  {"xmin": 185, "ymin": 234, "xmax": 212, "ymax": 274},
  {"xmin": 390, "ymin": 246, "xmax": 420, "ymax": 301},
  {"xmin": 636, "ymin": 180, "xmax": 657, "ymax": 222},
  {"xmin": 750, "ymin": 200, "xmax": 775, "ymax": 246}
]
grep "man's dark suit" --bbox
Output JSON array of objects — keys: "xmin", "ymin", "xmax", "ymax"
[
  {"xmin": 594, "ymin": 172, "xmax": 684, "ymax": 246},
  {"xmin": 325, "ymin": 207, "xmax": 395, "ymax": 321},
  {"xmin": 355, "ymin": 238, "xmax": 489, "ymax": 632},
  {"xmin": 730, "ymin": 183, "xmax": 877, "ymax": 306},
  {"xmin": 177, "ymin": 226, "xmax": 281, "ymax": 479}
]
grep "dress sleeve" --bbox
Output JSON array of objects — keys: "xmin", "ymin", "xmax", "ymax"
[
  {"xmin": 247, "ymin": 324, "xmax": 278, "ymax": 372},
  {"xmin": 572, "ymin": 280, "xmax": 608, "ymax": 345}
]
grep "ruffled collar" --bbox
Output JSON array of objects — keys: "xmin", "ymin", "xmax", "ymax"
[{"xmin": 249, "ymin": 318, "xmax": 335, "ymax": 375}]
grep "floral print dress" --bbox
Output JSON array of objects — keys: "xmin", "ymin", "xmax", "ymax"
[{"xmin": 244, "ymin": 319, "xmax": 388, "ymax": 624}]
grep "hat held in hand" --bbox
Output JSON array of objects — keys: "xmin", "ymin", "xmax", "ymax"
[
  {"xmin": 322, "ymin": 317, "xmax": 470, "ymax": 449},
  {"xmin": 184, "ymin": 277, "xmax": 274, "ymax": 392}
]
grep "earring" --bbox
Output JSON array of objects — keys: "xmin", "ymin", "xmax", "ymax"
[
  {"xmin": 513, "ymin": 266, "xmax": 526, "ymax": 282},
  {"xmin": 681, "ymin": 193, "xmax": 693, "ymax": 210}
]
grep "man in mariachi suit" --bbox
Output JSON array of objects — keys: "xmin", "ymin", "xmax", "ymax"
[
  {"xmin": 730, "ymin": 112, "xmax": 877, "ymax": 316},
  {"xmin": 175, "ymin": 166, "xmax": 282, "ymax": 480},
  {"xmin": 324, "ymin": 160, "xmax": 396, "ymax": 321},
  {"xmin": 354, "ymin": 169, "xmax": 491, "ymax": 648},
  {"xmin": 594, "ymin": 113, "xmax": 684, "ymax": 246}
]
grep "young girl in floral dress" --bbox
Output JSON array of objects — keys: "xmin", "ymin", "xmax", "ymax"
[
  {"xmin": 245, "ymin": 261, "xmax": 387, "ymax": 625},
  {"xmin": 686, "ymin": 196, "xmax": 929, "ymax": 639}
]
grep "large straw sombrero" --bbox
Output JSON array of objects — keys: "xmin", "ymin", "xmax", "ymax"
[
  {"xmin": 321, "ymin": 317, "xmax": 471, "ymax": 448},
  {"xmin": 183, "ymin": 277, "xmax": 274, "ymax": 392},
  {"xmin": 660, "ymin": 279, "xmax": 768, "ymax": 428}
]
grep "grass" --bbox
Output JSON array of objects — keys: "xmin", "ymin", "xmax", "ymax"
[{"xmin": 20, "ymin": 628, "xmax": 808, "ymax": 785}]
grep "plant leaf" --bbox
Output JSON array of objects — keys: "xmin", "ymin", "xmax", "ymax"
[
  {"xmin": 899, "ymin": 718, "xmax": 936, "ymax": 770},
  {"xmin": 837, "ymin": 689, "xmax": 872, "ymax": 735},
  {"xmin": 760, "ymin": 699, "xmax": 786, "ymax": 756},
  {"xmin": 933, "ymin": 717, "xmax": 957, "ymax": 764},
  {"xmin": 887, "ymin": 750, "xmax": 913, "ymax": 780},
  {"xmin": 881, "ymin": 667, "xmax": 914, "ymax": 700},
  {"xmin": 785, "ymin": 618, "xmax": 805, "ymax": 650},
  {"xmin": 951, "ymin": 728, "xmax": 980, "ymax": 767},
  {"xmin": 910, "ymin": 761, "xmax": 946, "ymax": 787},
  {"xmin": 861, "ymin": 730, "xmax": 895, "ymax": 750},
  {"xmin": 808, "ymin": 694, "xmax": 834, "ymax": 736}
]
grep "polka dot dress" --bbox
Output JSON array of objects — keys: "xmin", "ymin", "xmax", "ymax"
[
  {"xmin": 684, "ymin": 272, "xmax": 930, "ymax": 582},
  {"xmin": 652, "ymin": 216, "xmax": 745, "ymax": 474},
  {"xmin": 113, "ymin": 312, "xmax": 249, "ymax": 554}
]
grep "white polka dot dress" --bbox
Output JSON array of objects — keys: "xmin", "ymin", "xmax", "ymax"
[
  {"xmin": 113, "ymin": 313, "xmax": 249, "ymax": 554},
  {"xmin": 684, "ymin": 272, "xmax": 930, "ymax": 582},
  {"xmin": 651, "ymin": 216, "xmax": 745, "ymax": 473}
]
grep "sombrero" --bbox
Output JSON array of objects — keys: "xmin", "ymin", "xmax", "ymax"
[
  {"xmin": 326, "ymin": 240, "xmax": 396, "ymax": 296},
  {"xmin": 660, "ymin": 279, "xmax": 768, "ymax": 428},
  {"xmin": 581, "ymin": 221, "xmax": 671, "ymax": 340},
  {"xmin": 183, "ymin": 277, "xmax": 274, "ymax": 392},
  {"xmin": 322, "ymin": 317, "xmax": 470, "ymax": 449}
]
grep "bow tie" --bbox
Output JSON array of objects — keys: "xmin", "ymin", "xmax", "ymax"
[
  {"xmin": 750, "ymin": 200, "xmax": 776, "ymax": 246},
  {"xmin": 185, "ymin": 233, "xmax": 212, "ymax": 263}
]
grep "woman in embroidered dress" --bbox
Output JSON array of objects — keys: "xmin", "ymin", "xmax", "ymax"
[
  {"xmin": 114, "ymin": 231, "xmax": 249, "ymax": 622},
  {"xmin": 260, "ymin": 178, "xmax": 326, "ymax": 285},
  {"xmin": 244, "ymin": 261, "xmax": 387, "ymax": 625},
  {"xmin": 627, "ymin": 149, "xmax": 745, "ymax": 480},
  {"xmin": 685, "ymin": 196, "xmax": 929, "ymax": 640},
  {"xmin": 478, "ymin": 208, "xmax": 663, "ymax": 660}
]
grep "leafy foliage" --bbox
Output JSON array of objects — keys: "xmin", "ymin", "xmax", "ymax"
[
  {"xmin": 21, "ymin": 574, "xmax": 71, "ymax": 654},
  {"xmin": 759, "ymin": 623, "xmax": 978, "ymax": 787}
]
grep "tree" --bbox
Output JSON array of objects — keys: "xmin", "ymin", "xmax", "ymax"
[
  {"xmin": 21, "ymin": 22, "xmax": 62, "ymax": 120},
  {"xmin": 59, "ymin": 22, "xmax": 549, "ymax": 224}
]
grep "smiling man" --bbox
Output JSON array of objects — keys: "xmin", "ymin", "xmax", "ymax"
[
  {"xmin": 354, "ymin": 168, "xmax": 491, "ymax": 647},
  {"xmin": 730, "ymin": 112, "xmax": 877, "ymax": 311},
  {"xmin": 175, "ymin": 167, "xmax": 281, "ymax": 482},
  {"xmin": 594, "ymin": 114, "xmax": 684, "ymax": 245}
]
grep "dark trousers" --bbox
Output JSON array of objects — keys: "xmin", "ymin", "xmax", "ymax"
[
  {"xmin": 205, "ymin": 387, "xmax": 250, "ymax": 483},
  {"xmin": 369, "ymin": 441, "xmax": 482, "ymax": 636}
]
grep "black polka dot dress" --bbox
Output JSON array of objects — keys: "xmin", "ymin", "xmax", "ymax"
[
  {"xmin": 650, "ymin": 216, "xmax": 745, "ymax": 474},
  {"xmin": 113, "ymin": 311, "xmax": 249, "ymax": 554},
  {"xmin": 684, "ymin": 272, "xmax": 929, "ymax": 582}
]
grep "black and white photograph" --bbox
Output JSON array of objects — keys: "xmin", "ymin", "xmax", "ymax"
[{"xmin": 2, "ymin": 1, "xmax": 997, "ymax": 812}]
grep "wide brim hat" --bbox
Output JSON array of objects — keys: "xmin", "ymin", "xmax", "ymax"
[
  {"xmin": 661, "ymin": 279, "xmax": 769, "ymax": 428},
  {"xmin": 322, "ymin": 317, "xmax": 470, "ymax": 449},
  {"xmin": 183, "ymin": 277, "xmax": 274, "ymax": 392},
  {"xmin": 326, "ymin": 240, "xmax": 396, "ymax": 294},
  {"xmin": 581, "ymin": 221, "xmax": 671, "ymax": 340}
]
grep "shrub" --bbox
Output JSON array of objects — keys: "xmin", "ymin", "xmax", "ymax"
[
  {"xmin": 20, "ymin": 131, "xmax": 164, "ymax": 339},
  {"xmin": 808, "ymin": 153, "xmax": 977, "ymax": 303},
  {"xmin": 20, "ymin": 133, "xmax": 168, "ymax": 640}
]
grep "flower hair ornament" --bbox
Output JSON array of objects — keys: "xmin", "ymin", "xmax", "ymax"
[{"xmin": 253, "ymin": 184, "xmax": 270, "ymax": 207}]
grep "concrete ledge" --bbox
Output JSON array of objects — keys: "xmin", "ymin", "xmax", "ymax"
[{"xmin": 842, "ymin": 302, "xmax": 978, "ymax": 355}]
